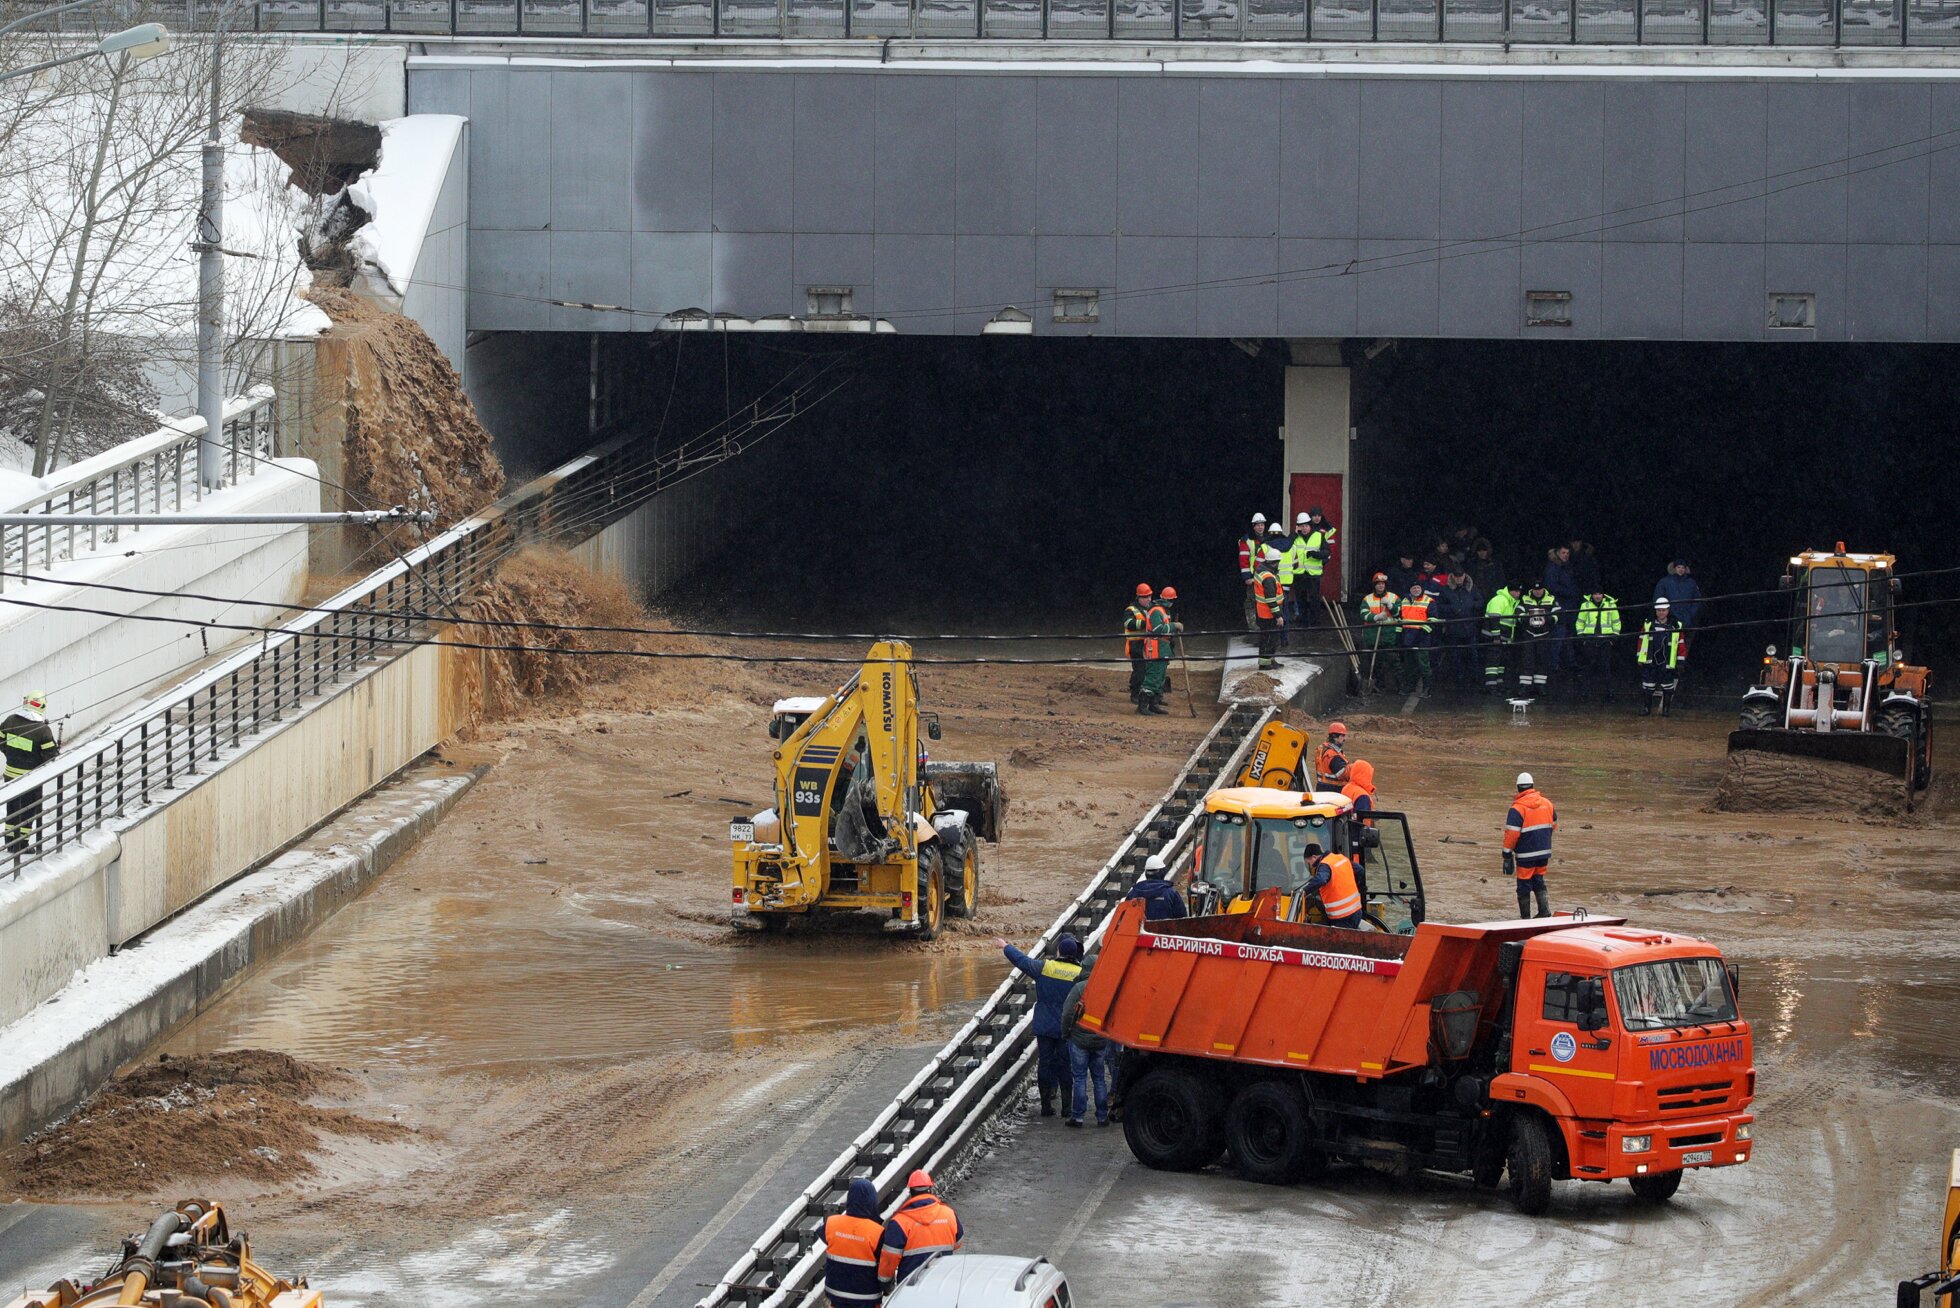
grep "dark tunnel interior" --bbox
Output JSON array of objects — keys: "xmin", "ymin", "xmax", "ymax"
[{"xmin": 614, "ymin": 333, "xmax": 1960, "ymax": 685}]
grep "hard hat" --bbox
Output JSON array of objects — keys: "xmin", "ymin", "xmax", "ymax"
[
  {"xmin": 1654, "ymin": 597, "xmax": 1672, "ymax": 608},
  {"xmin": 1516, "ymin": 771, "xmax": 1534, "ymax": 788},
  {"xmin": 1372, "ymin": 572, "xmax": 1387, "ymax": 584},
  {"xmin": 1295, "ymin": 512, "xmax": 1310, "ymax": 526},
  {"xmin": 1057, "ymin": 933, "xmax": 1083, "ymax": 961},
  {"xmin": 907, "ymin": 1169, "xmax": 935, "ymax": 1192},
  {"xmin": 1135, "ymin": 582, "xmax": 1153, "ymax": 597},
  {"xmin": 1260, "ymin": 546, "xmax": 1283, "ymax": 563},
  {"xmin": 1251, "ymin": 512, "xmax": 1268, "ymax": 524},
  {"xmin": 1328, "ymin": 722, "xmax": 1347, "ymax": 737},
  {"xmin": 23, "ymin": 691, "xmax": 47, "ymax": 713},
  {"xmin": 1142, "ymin": 853, "xmax": 1168, "ymax": 876},
  {"xmin": 1160, "ymin": 586, "xmax": 1178, "ymax": 601},
  {"xmin": 1268, "ymin": 522, "xmax": 1286, "ymax": 536}
]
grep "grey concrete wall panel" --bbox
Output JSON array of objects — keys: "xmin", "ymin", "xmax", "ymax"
[
  {"xmin": 1355, "ymin": 239, "xmax": 1439, "ymax": 337},
  {"xmin": 1600, "ymin": 243, "xmax": 1683, "ymax": 338},
  {"xmin": 1847, "ymin": 83, "xmax": 1929, "ymax": 246},
  {"xmin": 714, "ymin": 74, "xmax": 796, "ymax": 232},
  {"xmin": 1601, "ymin": 83, "xmax": 1685, "ymax": 243},
  {"xmin": 1764, "ymin": 84, "xmax": 1849, "ymax": 246},
  {"xmin": 1117, "ymin": 236, "xmax": 1199, "ymax": 335},
  {"xmin": 1196, "ymin": 237, "xmax": 1279, "ymax": 336},
  {"xmin": 957, "ymin": 78, "xmax": 1041, "ymax": 235},
  {"xmin": 1276, "ymin": 238, "xmax": 1359, "ymax": 337},
  {"xmin": 874, "ymin": 78, "xmax": 958, "ymax": 234},
  {"xmin": 1118, "ymin": 80, "xmax": 1200, "ymax": 237},
  {"xmin": 1199, "ymin": 80, "xmax": 1281, "ymax": 239},
  {"xmin": 1036, "ymin": 80, "xmax": 1121, "ymax": 236},
  {"xmin": 1683, "ymin": 82, "xmax": 1768, "ymax": 245},
  {"xmin": 1278, "ymin": 80, "xmax": 1360, "ymax": 239},
  {"xmin": 633, "ymin": 73, "xmax": 714, "ymax": 232},
  {"xmin": 631, "ymin": 231, "xmax": 715, "ymax": 317},
  {"xmin": 552, "ymin": 71, "xmax": 634, "ymax": 234},
  {"xmin": 793, "ymin": 75, "xmax": 878, "ymax": 235},
  {"xmin": 1438, "ymin": 83, "xmax": 1522, "ymax": 239},
  {"xmin": 429, "ymin": 61, "xmax": 1960, "ymax": 341},
  {"xmin": 1358, "ymin": 81, "xmax": 1441, "ymax": 241}
]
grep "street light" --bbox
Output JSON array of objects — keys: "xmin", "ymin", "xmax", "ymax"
[{"xmin": 0, "ymin": 21, "xmax": 172, "ymax": 83}]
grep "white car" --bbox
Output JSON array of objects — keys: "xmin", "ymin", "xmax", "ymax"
[{"xmin": 885, "ymin": 1255, "xmax": 1073, "ymax": 1308}]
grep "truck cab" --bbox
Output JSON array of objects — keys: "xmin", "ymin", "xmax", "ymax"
[{"xmin": 1186, "ymin": 787, "xmax": 1425, "ymax": 933}]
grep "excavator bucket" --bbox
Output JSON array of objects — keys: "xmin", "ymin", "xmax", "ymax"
[
  {"xmin": 927, "ymin": 761, "xmax": 1006, "ymax": 842},
  {"xmin": 1726, "ymin": 728, "xmax": 1913, "ymax": 782}
]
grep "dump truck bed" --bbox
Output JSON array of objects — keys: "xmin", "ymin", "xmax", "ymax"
[{"xmin": 1080, "ymin": 896, "xmax": 1626, "ymax": 1080}]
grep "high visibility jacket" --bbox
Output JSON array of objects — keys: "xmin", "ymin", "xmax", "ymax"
[
  {"xmin": 1637, "ymin": 619, "xmax": 1684, "ymax": 669},
  {"xmin": 1124, "ymin": 603, "xmax": 1150, "ymax": 658},
  {"xmin": 1313, "ymin": 742, "xmax": 1347, "ymax": 789},
  {"xmin": 1280, "ymin": 533, "xmax": 1309, "ymax": 586},
  {"xmin": 1004, "ymin": 945, "xmax": 1082, "ymax": 1038},
  {"xmin": 1503, "ymin": 787, "xmax": 1557, "ymax": 873},
  {"xmin": 1, "ymin": 712, "xmax": 57, "ymax": 782},
  {"xmin": 1575, "ymin": 596, "xmax": 1622, "ymax": 638},
  {"xmin": 1295, "ymin": 529, "xmax": 1328, "ymax": 579},
  {"xmin": 1238, "ymin": 535, "xmax": 1263, "ymax": 582},
  {"xmin": 1252, "ymin": 569, "xmax": 1283, "ymax": 620},
  {"xmin": 1483, "ymin": 590, "xmax": 1519, "ymax": 637},
  {"xmin": 878, "ymin": 1195, "xmax": 964, "ymax": 1286},
  {"xmin": 1360, "ymin": 591, "xmax": 1401, "ymax": 626},
  {"xmin": 1340, "ymin": 781, "xmax": 1375, "ymax": 823},
  {"xmin": 823, "ymin": 1214, "xmax": 887, "ymax": 1304},
  {"xmin": 1307, "ymin": 853, "xmax": 1363, "ymax": 920},
  {"xmin": 1517, "ymin": 593, "xmax": 1557, "ymax": 637},
  {"xmin": 1397, "ymin": 596, "xmax": 1433, "ymax": 635}
]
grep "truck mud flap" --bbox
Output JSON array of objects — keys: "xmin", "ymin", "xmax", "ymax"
[
  {"xmin": 927, "ymin": 761, "xmax": 1007, "ymax": 842},
  {"xmin": 1726, "ymin": 729, "xmax": 1911, "ymax": 780}
]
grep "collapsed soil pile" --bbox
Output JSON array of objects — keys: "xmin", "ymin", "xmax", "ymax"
[
  {"xmin": 1710, "ymin": 748, "xmax": 1909, "ymax": 818},
  {"xmin": 1331, "ymin": 713, "xmax": 1438, "ymax": 739},
  {"xmin": 307, "ymin": 286, "xmax": 504, "ymax": 530},
  {"xmin": 3, "ymin": 1051, "xmax": 408, "ymax": 1197}
]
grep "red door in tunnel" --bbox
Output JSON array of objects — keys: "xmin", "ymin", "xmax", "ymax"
[{"xmin": 1290, "ymin": 474, "xmax": 1344, "ymax": 600}]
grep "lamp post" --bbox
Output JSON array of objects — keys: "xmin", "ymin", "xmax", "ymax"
[{"xmin": 0, "ymin": 20, "xmax": 170, "ymax": 83}]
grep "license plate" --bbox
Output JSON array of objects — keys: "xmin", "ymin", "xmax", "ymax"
[
  {"xmin": 730, "ymin": 821, "xmax": 755, "ymax": 843},
  {"xmin": 1682, "ymin": 1149, "xmax": 1714, "ymax": 1166}
]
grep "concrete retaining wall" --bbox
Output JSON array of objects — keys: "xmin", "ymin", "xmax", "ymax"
[{"xmin": 570, "ymin": 452, "xmax": 747, "ymax": 598}]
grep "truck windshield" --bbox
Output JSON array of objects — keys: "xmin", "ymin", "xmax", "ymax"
[
  {"xmin": 1802, "ymin": 565, "xmax": 1871, "ymax": 666},
  {"xmin": 1612, "ymin": 958, "xmax": 1738, "ymax": 1031},
  {"xmin": 1250, "ymin": 815, "xmax": 1336, "ymax": 894}
]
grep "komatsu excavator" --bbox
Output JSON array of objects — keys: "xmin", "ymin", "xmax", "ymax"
[
  {"xmin": 731, "ymin": 641, "xmax": 1004, "ymax": 939},
  {"xmin": 3, "ymin": 1200, "xmax": 319, "ymax": 1308}
]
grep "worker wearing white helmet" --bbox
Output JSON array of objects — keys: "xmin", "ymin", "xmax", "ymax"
[
  {"xmin": 1502, "ymin": 771, "xmax": 1557, "ymax": 919},
  {"xmin": 3, "ymin": 691, "xmax": 58, "ymax": 854},
  {"xmin": 1637, "ymin": 598, "xmax": 1686, "ymax": 718},
  {"xmin": 1238, "ymin": 514, "xmax": 1272, "ymax": 631},
  {"xmin": 1252, "ymin": 545, "xmax": 1286, "ymax": 671}
]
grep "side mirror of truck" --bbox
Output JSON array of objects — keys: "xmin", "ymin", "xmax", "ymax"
[
  {"xmin": 1582, "ymin": 1006, "xmax": 1610, "ymax": 1033},
  {"xmin": 927, "ymin": 721, "xmax": 942, "ymax": 741},
  {"xmin": 1727, "ymin": 963, "xmax": 1742, "ymax": 998}
]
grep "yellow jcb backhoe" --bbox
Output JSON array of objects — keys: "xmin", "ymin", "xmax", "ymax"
[
  {"xmin": 731, "ymin": 641, "xmax": 1005, "ymax": 939},
  {"xmin": 1729, "ymin": 545, "xmax": 1934, "ymax": 796}
]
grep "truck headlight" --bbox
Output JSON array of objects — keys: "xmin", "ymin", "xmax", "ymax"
[
  {"xmin": 1621, "ymin": 1135, "xmax": 1651, "ymax": 1153},
  {"xmin": 1734, "ymin": 1124, "xmax": 1751, "ymax": 1141}
]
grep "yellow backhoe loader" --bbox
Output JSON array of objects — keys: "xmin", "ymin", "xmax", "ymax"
[
  {"xmin": 1229, "ymin": 720, "xmax": 1312, "ymax": 789},
  {"xmin": 1897, "ymin": 1148, "xmax": 1960, "ymax": 1306},
  {"xmin": 3, "ymin": 1200, "xmax": 319, "ymax": 1308},
  {"xmin": 731, "ymin": 641, "xmax": 1005, "ymax": 939},
  {"xmin": 1729, "ymin": 545, "xmax": 1934, "ymax": 796}
]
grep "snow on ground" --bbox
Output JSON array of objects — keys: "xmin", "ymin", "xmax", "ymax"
[{"xmin": 348, "ymin": 115, "xmax": 466, "ymax": 300}]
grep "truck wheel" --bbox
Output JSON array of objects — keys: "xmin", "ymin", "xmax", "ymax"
[
  {"xmin": 1123, "ymin": 1066, "xmax": 1225, "ymax": 1173},
  {"xmin": 758, "ymin": 913, "xmax": 788, "ymax": 934},
  {"xmin": 1737, "ymin": 700, "xmax": 1781, "ymax": 731},
  {"xmin": 1471, "ymin": 1131, "xmax": 1507, "ymax": 1190},
  {"xmin": 1224, "ymin": 1079, "xmax": 1320, "ymax": 1185},
  {"xmin": 1505, "ymin": 1114, "xmax": 1555, "ymax": 1216},
  {"xmin": 916, "ymin": 854, "xmax": 944, "ymax": 941},
  {"xmin": 1628, "ymin": 1170, "xmax": 1683, "ymax": 1204},
  {"xmin": 946, "ymin": 842, "xmax": 979, "ymax": 919}
]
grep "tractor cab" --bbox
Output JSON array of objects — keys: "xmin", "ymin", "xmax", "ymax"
[
  {"xmin": 1783, "ymin": 547, "xmax": 1899, "ymax": 670},
  {"xmin": 1184, "ymin": 787, "xmax": 1426, "ymax": 933}
]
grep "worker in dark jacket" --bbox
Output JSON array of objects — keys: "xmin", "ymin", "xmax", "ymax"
[
  {"xmin": 997, "ymin": 933, "xmax": 1084, "ymax": 1117},
  {"xmin": 1062, "ymin": 964, "xmax": 1111, "ymax": 1127},
  {"xmin": 823, "ymin": 1178, "xmax": 887, "ymax": 1307},
  {"xmin": 877, "ymin": 1170, "xmax": 963, "ymax": 1289},
  {"xmin": 1653, "ymin": 560, "xmax": 1704, "ymax": 676},
  {"xmin": 3, "ymin": 691, "xmax": 58, "ymax": 853},
  {"xmin": 1543, "ymin": 545, "xmax": 1582, "ymax": 672},
  {"xmin": 1124, "ymin": 855, "xmax": 1187, "ymax": 920}
]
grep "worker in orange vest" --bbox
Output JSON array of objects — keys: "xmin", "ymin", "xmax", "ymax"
[
  {"xmin": 1312, "ymin": 722, "xmax": 1349, "ymax": 790},
  {"xmin": 1297, "ymin": 841, "xmax": 1364, "ymax": 929},
  {"xmin": 1502, "ymin": 771, "xmax": 1558, "ymax": 919},
  {"xmin": 1251, "ymin": 547, "xmax": 1284, "ymax": 670},
  {"xmin": 1340, "ymin": 758, "xmax": 1376, "ymax": 823},
  {"xmin": 823, "ymin": 1178, "xmax": 887, "ymax": 1307},
  {"xmin": 877, "ymin": 1169, "xmax": 964, "ymax": 1289},
  {"xmin": 1124, "ymin": 583, "xmax": 1153, "ymax": 706},
  {"xmin": 1398, "ymin": 583, "xmax": 1435, "ymax": 697}
]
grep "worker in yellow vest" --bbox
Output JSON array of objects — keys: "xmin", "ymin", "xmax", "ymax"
[
  {"xmin": 1357, "ymin": 572, "xmax": 1401, "ymax": 695},
  {"xmin": 1398, "ymin": 582, "xmax": 1436, "ymax": 697},
  {"xmin": 1574, "ymin": 589, "xmax": 1622, "ymax": 704}
]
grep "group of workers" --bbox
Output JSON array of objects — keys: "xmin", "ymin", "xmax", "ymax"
[
  {"xmin": 821, "ymin": 1169, "xmax": 965, "ymax": 1306},
  {"xmin": 1237, "ymin": 508, "xmax": 1338, "ymax": 670},
  {"xmin": 1122, "ymin": 584, "xmax": 1186, "ymax": 716}
]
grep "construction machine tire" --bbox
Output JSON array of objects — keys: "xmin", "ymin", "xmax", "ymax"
[
  {"xmin": 1225, "ymin": 1079, "xmax": 1321, "ymax": 1185},
  {"xmin": 1629, "ymin": 1169, "xmax": 1683, "ymax": 1205},
  {"xmin": 1506, "ymin": 1113, "xmax": 1555, "ymax": 1216},
  {"xmin": 915, "ymin": 851, "xmax": 945, "ymax": 940},
  {"xmin": 946, "ymin": 841, "xmax": 979, "ymax": 919},
  {"xmin": 1874, "ymin": 705, "xmax": 1933, "ymax": 792},
  {"xmin": 1124, "ymin": 1065, "xmax": 1226, "ymax": 1173},
  {"xmin": 1737, "ymin": 701, "xmax": 1782, "ymax": 732}
]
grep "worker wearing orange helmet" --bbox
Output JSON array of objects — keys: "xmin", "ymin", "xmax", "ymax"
[
  {"xmin": 1124, "ymin": 583, "xmax": 1153, "ymax": 706},
  {"xmin": 877, "ymin": 1169, "xmax": 964, "ymax": 1288},
  {"xmin": 1313, "ymin": 722, "xmax": 1350, "ymax": 790},
  {"xmin": 1138, "ymin": 586, "xmax": 1181, "ymax": 716}
]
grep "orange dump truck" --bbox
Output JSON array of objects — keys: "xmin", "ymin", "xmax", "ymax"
[{"xmin": 1079, "ymin": 893, "xmax": 1755, "ymax": 1214}]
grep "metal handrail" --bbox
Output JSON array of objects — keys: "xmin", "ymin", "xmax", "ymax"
[{"xmin": 0, "ymin": 389, "xmax": 278, "ymax": 593}]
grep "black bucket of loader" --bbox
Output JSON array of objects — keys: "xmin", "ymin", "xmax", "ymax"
[
  {"xmin": 1727, "ymin": 729, "xmax": 1913, "ymax": 781},
  {"xmin": 927, "ymin": 761, "xmax": 1006, "ymax": 842}
]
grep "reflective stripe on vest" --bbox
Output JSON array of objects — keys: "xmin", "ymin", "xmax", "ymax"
[
  {"xmin": 1316, "ymin": 854, "xmax": 1362, "ymax": 919},
  {"xmin": 1254, "ymin": 572, "xmax": 1282, "ymax": 619},
  {"xmin": 1575, "ymin": 598, "xmax": 1621, "ymax": 637},
  {"xmin": 1125, "ymin": 604, "xmax": 1150, "ymax": 657},
  {"xmin": 1363, "ymin": 592, "xmax": 1400, "ymax": 623},
  {"xmin": 884, "ymin": 1198, "xmax": 962, "ymax": 1281},
  {"xmin": 1397, "ymin": 599, "xmax": 1432, "ymax": 630},
  {"xmin": 1505, "ymin": 790, "xmax": 1557, "ymax": 870},
  {"xmin": 1638, "ymin": 622, "xmax": 1683, "ymax": 668},
  {"xmin": 1041, "ymin": 958, "xmax": 1083, "ymax": 983},
  {"xmin": 824, "ymin": 1215, "xmax": 886, "ymax": 1302}
]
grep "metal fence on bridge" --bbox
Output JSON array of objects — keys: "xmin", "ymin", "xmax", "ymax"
[{"xmin": 4, "ymin": 0, "xmax": 1955, "ymax": 44}]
